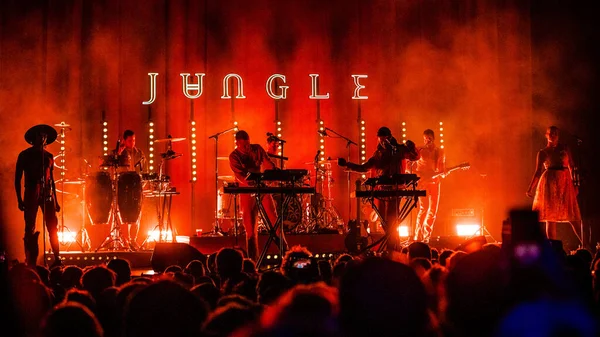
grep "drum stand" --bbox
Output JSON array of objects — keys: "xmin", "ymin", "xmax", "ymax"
[
  {"xmin": 140, "ymin": 189, "xmax": 176, "ymax": 248},
  {"xmin": 207, "ymin": 126, "xmax": 238, "ymax": 236},
  {"xmin": 140, "ymin": 158, "xmax": 177, "ymax": 248},
  {"xmin": 95, "ymin": 167, "xmax": 128, "ymax": 251},
  {"xmin": 76, "ymin": 181, "xmax": 92, "ymax": 251}
]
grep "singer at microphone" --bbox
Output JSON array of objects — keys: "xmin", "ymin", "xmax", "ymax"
[{"xmin": 336, "ymin": 126, "xmax": 420, "ymax": 252}]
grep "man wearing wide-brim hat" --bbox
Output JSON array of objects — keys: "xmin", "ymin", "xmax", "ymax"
[{"xmin": 15, "ymin": 124, "xmax": 62, "ymax": 267}]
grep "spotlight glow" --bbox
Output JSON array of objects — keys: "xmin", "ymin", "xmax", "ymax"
[
  {"xmin": 397, "ymin": 225, "xmax": 409, "ymax": 238},
  {"xmin": 456, "ymin": 224, "xmax": 481, "ymax": 236}
]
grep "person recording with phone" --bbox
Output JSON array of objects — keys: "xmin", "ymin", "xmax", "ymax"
[{"xmin": 337, "ymin": 126, "xmax": 420, "ymax": 249}]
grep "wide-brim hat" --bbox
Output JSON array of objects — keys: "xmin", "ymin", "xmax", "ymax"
[
  {"xmin": 377, "ymin": 126, "xmax": 392, "ymax": 137},
  {"xmin": 25, "ymin": 124, "xmax": 57, "ymax": 145}
]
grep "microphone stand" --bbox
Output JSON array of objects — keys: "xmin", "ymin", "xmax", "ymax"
[
  {"xmin": 323, "ymin": 127, "xmax": 357, "ymax": 227},
  {"xmin": 573, "ymin": 137, "xmax": 587, "ymax": 248},
  {"xmin": 207, "ymin": 126, "xmax": 238, "ymax": 236},
  {"xmin": 275, "ymin": 136, "xmax": 287, "ymax": 260},
  {"xmin": 40, "ymin": 135, "xmax": 48, "ymax": 266}
]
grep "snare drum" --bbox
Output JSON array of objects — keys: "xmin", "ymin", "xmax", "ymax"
[
  {"xmin": 117, "ymin": 171, "xmax": 143, "ymax": 223},
  {"xmin": 85, "ymin": 171, "xmax": 113, "ymax": 225}
]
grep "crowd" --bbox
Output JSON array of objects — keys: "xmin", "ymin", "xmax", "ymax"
[{"xmin": 3, "ymin": 222, "xmax": 600, "ymax": 337}]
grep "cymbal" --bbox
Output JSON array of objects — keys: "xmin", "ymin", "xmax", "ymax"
[
  {"xmin": 304, "ymin": 160, "xmax": 336, "ymax": 165},
  {"xmin": 154, "ymin": 137, "xmax": 186, "ymax": 143},
  {"xmin": 160, "ymin": 151, "xmax": 183, "ymax": 160},
  {"xmin": 217, "ymin": 157, "xmax": 229, "ymax": 160},
  {"xmin": 55, "ymin": 178, "xmax": 85, "ymax": 185},
  {"xmin": 55, "ymin": 189, "xmax": 78, "ymax": 197},
  {"xmin": 218, "ymin": 175, "xmax": 235, "ymax": 181},
  {"xmin": 25, "ymin": 124, "xmax": 57, "ymax": 145},
  {"xmin": 54, "ymin": 122, "xmax": 71, "ymax": 128}
]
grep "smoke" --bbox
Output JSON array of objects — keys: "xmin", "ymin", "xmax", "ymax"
[{"xmin": 2, "ymin": 0, "xmax": 595, "ymax": 260}]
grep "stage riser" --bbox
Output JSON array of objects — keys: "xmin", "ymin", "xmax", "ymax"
[
  {"xmin": 189, "ymin": 233, "xmax": 348, "ymax": 256},
  {"xmin": 43, "ymin": 252, "xmax": 153, "ymax": 268},
  {"xmin": 44, "ymin": 234, "xmax": 494, "ymax": 268}
]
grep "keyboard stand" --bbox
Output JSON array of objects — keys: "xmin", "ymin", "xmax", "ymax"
[
  {"xmin": 255, "ymin": 192, "xmax": 291, "ymax": 269},
  {"xmin": 359, "ymin": 191, "xmax": 420, "ymax": 254}
]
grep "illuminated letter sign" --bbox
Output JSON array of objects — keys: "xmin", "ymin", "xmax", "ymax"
[
  {"xmin": 351, "ymin": 74, "xmax": 368, "ymax": 100},
  {"xmin": 309, "ymin": 74, "xmax": 330, "ymax": 99},
  {"xmin": 265, "ymin": 74, "xmax": 289, "ymax": 100},
  {"xmin": 221, "ymin": 74, "xmax": 246, "ymax": 99},
  {"xmin": 142, "ymin": 72, "xmax": 159, "ymax": 105},
  {"xmin": 180, "ymin": 73, "xmax": 206, "ymax": 99}
]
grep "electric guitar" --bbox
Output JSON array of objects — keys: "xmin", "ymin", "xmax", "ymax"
[{"xmin": 420, "ymin": 162, "xmax": 470, "ymax": 182}]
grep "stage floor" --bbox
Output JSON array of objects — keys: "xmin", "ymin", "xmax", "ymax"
[{"xmin": 44, "ymin": 233, "xmax": 487, "ymax": 270}]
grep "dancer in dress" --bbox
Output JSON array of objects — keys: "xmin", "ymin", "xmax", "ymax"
[{"xmin": 527, "ymin": 126, "xmax": 581, "ymax": 240}]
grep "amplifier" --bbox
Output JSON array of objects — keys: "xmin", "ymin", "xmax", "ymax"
[{"xmin": 451, "ymin": 208, "xmax": 475, "ymax": 217}]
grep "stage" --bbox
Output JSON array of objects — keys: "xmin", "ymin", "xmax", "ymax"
[{"xmin": 43, "ymin": 232, "xmax": 502, "ymax": 271}]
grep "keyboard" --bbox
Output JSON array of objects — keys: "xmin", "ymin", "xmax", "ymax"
[
  {"xmin": 247, "ymin": 169, "xmax": 308, "ymax": 182},
  {"xmin": 364, "ymin": 174, "xmax": 419, "ymax": 186},
  {"xmin": 223, "ymin": 186, "xmax": 316, "ymax": 195},
  {"xmin": 352, "ymin": 189, "xmax": 426, "ymax": 198}
]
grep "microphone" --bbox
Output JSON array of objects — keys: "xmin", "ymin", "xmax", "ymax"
[
  {"xmin": 317, "ymin": 129, "xmax": 328, "ymax": 137},
  {"xmin": 114, "ymin": 139, "xmax": 121, "ymax": 158},
  {"xmin": 266, "ymin": 132, "xmax": 286, "ymax": 143},
  {"xmin": 385, "ymin": 138, "xmax": 397, "ymax": 151}
]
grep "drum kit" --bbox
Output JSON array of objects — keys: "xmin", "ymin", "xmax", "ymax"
[
  {"xmin": 215, "ymin": 157, "xmax": 344, "ymax": 235},
  {"xmin": 52, "ymin": 123, "xmax": 185, "ymax": 252}
]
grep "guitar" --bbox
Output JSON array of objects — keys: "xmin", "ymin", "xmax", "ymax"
[{"xmin": 420, "ymin": 162, "xmax": 470, "ymax": 182}]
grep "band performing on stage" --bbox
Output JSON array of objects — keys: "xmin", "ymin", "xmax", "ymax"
[{"xmin": 14, "ymin": 120, "xmax": 584, "ymax": 266}]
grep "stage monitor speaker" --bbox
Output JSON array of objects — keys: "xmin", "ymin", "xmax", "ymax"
[
  {"xmin": 151, "ymin": 243, "xmax": 206, "ymax": 273},
  {"xmin": 456, "ymin": 235, "xmax": 487, "ymax": 253},
  {"xmin": 428, "ymin": 235, "xmax": 488, "ymax": 253}
]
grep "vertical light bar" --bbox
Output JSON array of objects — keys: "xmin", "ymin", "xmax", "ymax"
[
  {"xmin": 359, "ymin": 120, "xmax": 367, "ymax": 179},
  {"xmin": 148, "ymin": 121, "xmax": 155, "ymax": 172},
  {"xmin": 190, "ymin": 120, "xmax": 197, "ymax": 181},
  {"xmin": 59, "ymin": 123, "xmax": 66, "ymax": 178},
  {"xmin": 276, "ymin": 120, "xmax": 282, "ymax": 156},
  {"xmin": 233, "ymin": 121, "xmax": 238, "ymax": 147},
  {"xmin": 439, "ymin": 122, "xmax": 444, "ymax": 149},
  {"xmin": 402, "ymin": 121, "xmax": 407, "ymax": 144},
  {"xmin": 102, "ymin": 121, "xmax": 109, "ymax": 155},
  {"xmin": 318, "ymin": 120, "xmax": 325, "ymax": 174}
]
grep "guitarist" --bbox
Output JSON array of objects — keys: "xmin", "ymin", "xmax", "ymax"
[{"xmin": 412, "ymin": 129, "xmax": 446, "ymax": 242}]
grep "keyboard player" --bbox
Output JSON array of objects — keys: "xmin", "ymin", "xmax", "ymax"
[
  {"xmin": 229, "ymin": 130, "xmax": 279, "ymax": 260},
  {"xmin": 338, "ymin": 126, "xmax": 420, "ymax": 250}
]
